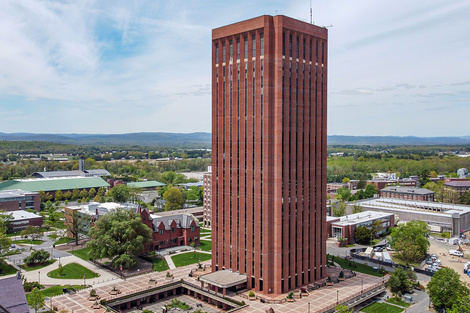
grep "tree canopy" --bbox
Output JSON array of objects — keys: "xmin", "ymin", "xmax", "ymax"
[
  {"xmin": 354, "ymin": 226, "xmax": 372, "ymax": 245},
  {"xmin": 389, "ymin": 220, "xmax": 429, "ymax": 263},
  {"xmin": 87, "ymin": 208, "xmax": 153, "ymax": 269},
  {"xmin": 0, "ymin": 211, "xmax": 12, "ymax": 252},
  {"xmin": 387, "ymin": 266, "xmax": 416, "ymax": 294},
  {"xmin": 427, "ymin": 267, "xmax": 469, "ymax": 310},
  {"xmin": 163, "ymin": 187, "xmax": 185, "ymax": 211}
]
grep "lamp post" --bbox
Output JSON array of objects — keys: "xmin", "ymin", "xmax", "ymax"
[
  {"xmin": 336, "ymin": 289, "xmax": 339, "ymax": 305},
  {"xmin": 308, "ymin": 302, "xmax": 310, "ymax": 313},
  {"xmin": 38, "ymin": 271, "xmax": 40, "ymax": 285},
  {"xmin": 361, "ymin": 279, "xmax": 363, "ymax": 294},
  {"xmin": 83, "ymin": 273, "xmax": 86, "ymax": 286}
]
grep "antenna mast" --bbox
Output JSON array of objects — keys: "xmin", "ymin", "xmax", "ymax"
[{"xmin": 310, "ymin": 0, "xmax": 313, "ymax": 24}]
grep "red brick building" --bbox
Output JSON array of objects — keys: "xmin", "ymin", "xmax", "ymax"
[
  {"xmin": 444, "ymin": 181, "xmax": 470, "ymax": 196},
  {"xmin": 212, "ymin": 15, "xmax": 328, "ymax": 294},
  {"xmin": 0, "ymin": 189, "xmax": 40, "ymax": 212},
  {"xmin": 202, "ymin": 172, "xmax": 212, "ymax": 228},
  {"xmin": 380, "ymin": 186, "xmax": 434, "ymax": 202},
  {"xmin": 8, "ymin": 210, "xmax": 43, "ymax": 232}
]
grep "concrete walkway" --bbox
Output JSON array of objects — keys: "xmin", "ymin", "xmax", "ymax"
[
  {"xmin": 9, "ymin": 254, "xmax": 121, "ymax": 286},
  {"xmin": 164, "ymin": 255, "xmax": 176, "ymax": 270}
]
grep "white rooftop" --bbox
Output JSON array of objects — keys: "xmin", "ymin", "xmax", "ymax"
[
  {"xmin": 9, "ymin": 210, "xmax": 41, "ymax": 220},
  {"xmin": 330, "ymin": 210, "xmax": 393, "ymax": 226},
  {"xmin": 68, "ymin": 202, "xmax": 138, "ymax": 216},
  {"xmin": 360, "ymin": 198, "xmax": 470, "ymax": 217}
]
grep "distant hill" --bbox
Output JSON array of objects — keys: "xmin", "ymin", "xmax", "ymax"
[
  {"xmin": 0, "ymin": 132, "xmax": 469, "ymax": 147},
  {"xmin": 0, "ymin": 132, "xmax": 212, "ymax": 148}
]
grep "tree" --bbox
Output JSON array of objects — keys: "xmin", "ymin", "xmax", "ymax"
[
  {"xmin": 356, "ymin": 179, "xmax": 367, "ymax": 190},
  {"xmin": 87, "ymin": 208, "xmax": 152, "ymax": 269},
  {"xmin": 341, "ymin": 177, "xmax": 350, "ymax": 184},
  {"xmin": 0, "ymin": 211, "xmax": 12, "ymax": 252},
  {"xmin": 387, "ymin": 266, "xmax": 415, "ymax": 294},
  {"xmin": 109, "ymin": 184, "xmax": 130, "ymax": 203},
  {"xmin": 459, "ymin": 191, "xmax": 470, "ymax": 205},
  {"xmin": 333, "ymin": 201, "xmax": 347, "ymax": 217},
  {"xmin": 448, "ymin": 295, "xmax": 470, "ymax": 313},
  {"xmin": 21, "ymin": 225, "xmax": 43, "ymax": 242},
  {"xmin": 389, "ymin": 220, "xmax": 429, "ymax": 264},
  {"xmin": 57, "ymin": 262, "xmax": 64, "ymax": 276},
  {"xmin": 354, "ymin": 226, "xmax": 372, "ymax": 245},
  {"xmin": 55, "ymin": 190, "xmax": 63, "ymax": 201},
  {"xmin": 71, "ymin": 188, "xmax": 80, "ymax": 200},
  {"xmin": 65, "ymin": 209, "xmax": 91, "ymax": 245},
  {"xmin": 29, "ymin": 287, "xmax": 45, "ymax": 313},
  {"xmin": 79, "ymin": 189, "xmax": 88, "ymax": 199},
  {"xmin": 335, "ymin": 188, "xmax": 351, "ymax": 202},
  {"xmin": 24, "ymin": 249, "xmax": 50, "ymax": 265},
  {"xmin": 371, "ymin": 220, "xmax": 383, "ymax": 238},
  {"xmin": 352, "ymin": 203, "xmax": 363, "ymax": 214},
  {"xmin": 63, "ymin": 190, "xmax": 72, "ymax": 200},
  {"xmin": 335, "ymin": 304, "xmax": 352, "ymax": 313},
  {"xmin": 163, "ymin": 187, "xmax": 185, "ymax": 211},
  {"xmin": 427, "ymin": 267, "xmax": 469, "ymax": 310},
  {"xmin": 88, "ymin": 188, "xmax": 96, "ymax": 198}
]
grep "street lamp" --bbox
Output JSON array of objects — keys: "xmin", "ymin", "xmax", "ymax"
[
  {"xmin": 38, "ymin": 271, "xmax": 40, "ymax": 285},
  {"xmin": 83, "ymin": 273, "xmax": 86, "ymax": 286},
  {"xmin": 308, "ymin": 302, "xmax": 310, "ymax": 313},
  {"xmin": 361, "ymin": 279, "xmax": 363, "ymax": 294},
  {"xmin": 336, "ymin": 289, "xmax": 339, "ymax": 305}
]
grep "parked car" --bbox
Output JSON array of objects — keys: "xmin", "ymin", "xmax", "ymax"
[{"xmin": 449, "ymin": 250, "xmax": 464, "ymax": 257}]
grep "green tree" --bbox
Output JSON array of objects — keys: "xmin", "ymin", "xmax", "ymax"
[
  {"xmin": 163, "ymin": 187, "xmax": 185, "ymax": 211},
  {"xmin": 335, "ymin": 188, "xmax": 351, "ymax": 202},
  {"xmin": 55, "ymin": 190, "xmax": 63, "ymax": 201},
  {"xmin": 460, "ymin": 191, "xmax": 470, "ymax": 205},
  {"xmin": 448, "ymin": 295, "xmax": 470, "ymax": 313},
  {"xmin": 71, "ymin": 188, "xmax": 80, "ymax": 200},
  {"xmin": 352, "ymin": 203, "xmax": 363, "ymax": 214},
  {"xmin": 387, "ymin": 266, "xmax": 415, "ymax": 294},
  {"xmin": 356, "ymin": 179, "xmax": 367, "ymax": 190},
  {"xmin": 342, "ymin": 177, "xmax": 350, "ymax": 183},
  {"xmin": 108, "ymin": 184, "xmax": 140, "ymax": 203},
  {"xmin": 427, "ymin": 267, "xmax": 469, "ymax": 310},
  {"xmin": 333, "ymin": 201, "xmax": 347, "ymax": 217},
  {"xmin": 335, "ymin": 304, "xmax": 352, "ymax": 313},
  {"xmin": 65, "ymin": 209, "xmax": 91, "ymax": 245},
  {"xmin": 389, "ymin": 220, "xmax": 429, "ymax": 264},
  {"xmin": 24, "ymin": 249, "xmax": 50, "ymax": 265},
  {"xmin": 88, "ymin": 187, "xmax": 96, "ymax": 198},
  {"xmin": 354, "ymin": 226, "xmax": 372, "ymax": 244},
  {"xmin": 29, "ymin": 287, "xmax": 45, "ymax": 313},
  {"xmin": 21, "ymin": 225, "xmax": 43, "ymax": 242},
  {"xmin": 63, "ymin": 190, "xmax": 72, "ymax": 200},
  {"xmin": 57, "ymin": 262, "xmax": 64, "ymax": 276},
  {"xmin": 87, "ymin": 208, "xmax": 152, "ymax": 269},
  {"xmin": 371, "ymin": 220, "xmax": 383, "ymax": 238},
  {"xmin": 79, "ymin": 189, "xmax": 88, "ymax": 199},
  {"xmin": 0, "ymin": 211, "xmax": 12, "ymax": 252}
]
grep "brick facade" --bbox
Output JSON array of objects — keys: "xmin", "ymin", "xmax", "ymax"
[{"xmin": 212, "ymin": 15, "xmax": 328, "ymax": 294}]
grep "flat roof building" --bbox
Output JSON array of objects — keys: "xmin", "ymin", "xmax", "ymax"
[
  {"xmin": 212, "ymin": 15, "xmax": 328, "ymax": 294},
  {"xmin": 7, "ymin": 210, "xmax": 43, "ymax": 232},
  {"xmin": 380, "ymin": 186, "xmax": 434, "ymax": 202},
  {"xmin": 358, "ymin": 198, "xmax": 470, "ymax": 236},
  {"xmin": 0, "ymin": 189, "xmax": 40, "ymax": 212}
]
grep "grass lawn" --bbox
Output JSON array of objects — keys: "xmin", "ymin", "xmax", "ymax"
[
  {"xmin": 47, "ymin": 263, "xmax": 99, "ymax": 279},
  {"xmin": 391, "ymin": 255, "xmax": 422, "ymax": 268},
  {"xmin": 13, "ymin": 239, "xmax": 44, "ymax": 245},
  {"xmin": 141, "ymin": 256, "xmax": 170, "ymax": 272},
  {"xmin": 26, "ymin": 285, "xmax": 87, "ymax": 304},
  {"xmin": 20, "ymin": 260, "xmax": 56, "ymax": 271},
  {"xmin": 0, "ymin": 261, "xmax": 17, "ymax": 276},
  {"xmin": 7, "ymin": 230, "xmax": 22, "ymax": 237},
  {"xmin": 328, "ymin": 255, "xmax": 384, "ymax": 277},
  {"xmin": 386, "ymin": 297, "xmax": 411, "ymax": 308},
  {"xmin": 172, "ymin": 252, "xmax": 211, "ymax": 267},
  {"xmin": 54, "ymin": 237, "xmax": 74, "ymax": 245},
  {"xmin": 69, "ymin": 247, "xmax": 91, "ymax": 261},
  {"xmin": 362, "ymin": 302, "xmax": 404, "ymax": 313},
  {"xmin": 198, "ymin": 240, "xmax": 212, "ymax": 252}
]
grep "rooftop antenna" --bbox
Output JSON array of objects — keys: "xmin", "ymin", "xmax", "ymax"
[{"xmin": 310, "ymin": 0, "xmax": 313, "ymax": 24}]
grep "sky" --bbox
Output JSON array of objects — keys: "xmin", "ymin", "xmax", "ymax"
[{"xmin": 0, "ymin": 0, "xmax": 469, "ymax": 137}]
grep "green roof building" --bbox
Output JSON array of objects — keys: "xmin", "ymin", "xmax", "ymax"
[
  {"xmin": 127, "ymin": 181, "xmax": 166, "ymax": 190},
  {"xmin": 0, "ymin": 177, "xmax": 110, "ymax": 193}
]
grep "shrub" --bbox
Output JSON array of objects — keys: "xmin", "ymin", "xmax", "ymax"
[
  {"xmin": 89, "ymin": 289, "xmax": 96, "ymax": 297},
  {"xmin": 248, "ymin": 291, "xmax": 255, "ymax": 297},
  {"xmin": 287, "ymin": 291, "xmax": 294, "ymax": 299},
  {"xmin": 24, "ymin": 249, "xmax": 50, "ymax": 265}
]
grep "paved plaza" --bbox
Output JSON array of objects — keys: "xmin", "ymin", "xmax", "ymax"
[{"xmin": 122, "ymin": 295, "xmax": 221, "ymax": 313}]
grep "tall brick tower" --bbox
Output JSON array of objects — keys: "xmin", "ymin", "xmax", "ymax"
[{"xmin": 211, "ymin": 15, "xmax": 328, "ymax": 295}]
